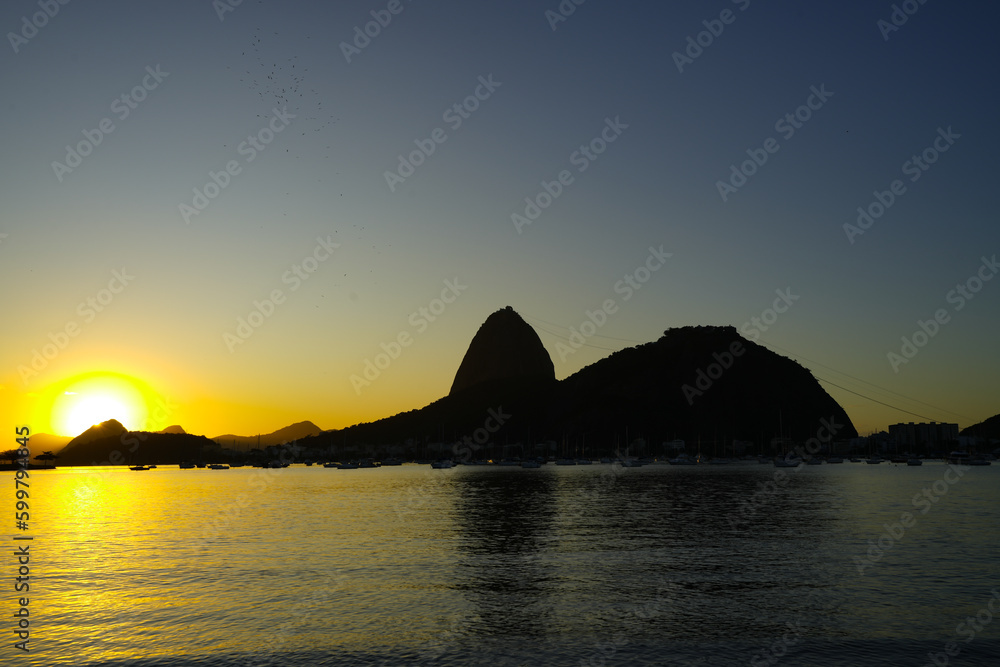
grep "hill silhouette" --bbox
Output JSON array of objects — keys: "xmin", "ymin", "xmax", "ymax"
[
  {"xmin": 960, "ymin": 413, "xmax": 1000, "ymax": 440},
  {"xmin": 56, "ymin": 420, "xmax": 223, "ymax": 465},
  {"xmin": 300, "ymin": 317, "xmax": 857, "ymax": 459},
  {"xmin": 450, "ymin": 306, "xmax": 555, "ymax": 395},
  {"xmin": 212, "ymin": 420, "xmax": 323, "ymax": 448}
]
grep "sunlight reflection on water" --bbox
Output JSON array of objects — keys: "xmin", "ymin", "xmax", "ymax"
[{"xmin": 17, "ymin": 463, "xmax": 1000, "ymax": 666}]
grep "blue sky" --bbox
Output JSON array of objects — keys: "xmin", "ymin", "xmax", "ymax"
[{"xmin": 1, "ymin": 0, "xmax": 997, "ymax": 437}]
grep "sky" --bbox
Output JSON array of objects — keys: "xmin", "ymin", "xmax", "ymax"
[{"xmin": 1, "ymin": 0, "xmax": 998, "ymax": 440}]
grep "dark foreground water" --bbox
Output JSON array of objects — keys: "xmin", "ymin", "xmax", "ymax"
[{"xmin": 10, "ymin": 462, "xmax": 1000, "ymax": 666}]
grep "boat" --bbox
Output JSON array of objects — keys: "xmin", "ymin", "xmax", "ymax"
[
  {"xmin": 208, "ymin": 463, "xmax": 230, "ymax": 470},
  {"xmin": 431, "ymin": 460, "xmax": 454, "ymax": 469},
  {"xmin": 866, "ymin": 457, "xmax": 883, "ymax": 464},
  {"xmin": 381, "ymin": 458, "xmax": 403, "ymax": 466},
  {"xmin": 179, "ymin": 461, "xmax": 195, "ymax": 469},
  {"xmin": 774, "ymin": 455, "xmax": 802, "ymax": 468},
  {"xmin": 337, "ymin": 462, "xmax": 360, "ymax": 470},
  {"xmin": 849, "ymin": 457, "xmax": 861, "ymax": 463},
  {"xmin": 826, "ymin": 456, "xmax": 844, "ymax": 464},
  {"xmin": 805, "ymin": 458, "xmax": 823, "ymax": 465},
  {"xmin": 669, "ymin": 455, "xmax": 697, "ymax": 465},
  {"xmin": 322, "ymin": 462, "xmax": 338, "ymax": 468},
  {"xmin": 968, "ymin": 458, "xmax": 991, "ymax": 466},
  {"xmin": 575, "ymin": 459, "xmax": 594, "ymax": 465},
  {"xmin": 129, "ymin": 465, "xmax": 149, "ymax": 471},
  {"xmin": 520, "ymin": 460, "xmax": 541, "ymax": 468},
  {"xmin": 555, "ymin": 459, "xmax": 577, "ymax": 466},
  {"xmin": 946, "ymin": 451, "xmax": 972, "ymax": 465},
  {"xmin": 906, "ymin": 458, "xmax": 923, "ymax": 466},
  {"xmin": 358, "ymin": 459, "xmax": 380, "ymax": 468}
]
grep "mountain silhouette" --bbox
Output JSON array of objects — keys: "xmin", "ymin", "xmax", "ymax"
[
  {"xmin": 212, "ymin": 420, "xmax": 323, "ymax": 448},
  {"xmin": 56, "ymin": 426, "xmax": 222, "ymax": 466},
  {"xmin": 300, "ymin": 316, "xmax": 857, "ymax": 459},
  {"xmin": 450, "ymin": 306, "xmax": 555, "ymax": 395},
  {"xmin": 159, "ymin": 425, "xmax": 186, "ymax": 434},
  {"xmin": 960, "ymin": 413, "xmax": 1000, "ymax": 441},
  {"xmin": 61, "ymin": 419, "xmax": 127, "ymax": 452}
]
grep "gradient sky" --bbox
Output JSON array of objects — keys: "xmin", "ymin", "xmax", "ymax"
[{"xmin": 2, "ymin": 0, "xmax": 998, "ymax": 439}]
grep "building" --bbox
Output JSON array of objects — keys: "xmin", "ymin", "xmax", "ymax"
[{"xmin": 888, "ymin": 422, "xmax": 959, "ymax": 450}]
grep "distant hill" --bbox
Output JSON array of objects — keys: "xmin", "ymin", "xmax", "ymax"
[
  {"xmin": 298, "ymin": 318, "xmax": 857, "ymax": 459},
  {"xmin": 212, "ymin": 420, "xmax": 323, "ymax": 448},
  {"xmin": 159, "ymin": 425, "xmax": 186, "ymax": 434},
  {"xmin": 24, "ymin": 432, "xmax": 72, "ymax": 456},
  {"xmin": 58, "ymin": 419, "xmax": 128, "ymax": 455},
  {"xmin": 960, "ymin": 413, "xmax": 1000, "ymax": 440},
  {"xmin": 56, "ymin": 421, "xmax": 222, "ymax": 466}
]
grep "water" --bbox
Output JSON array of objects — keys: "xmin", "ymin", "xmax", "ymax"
[{"xmin": 11, "ymin": 462, "xmax": 1000, "ymax": 666}]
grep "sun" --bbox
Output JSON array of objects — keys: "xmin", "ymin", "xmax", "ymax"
[{"xmin": 48, "ymin": 372, "xmax": 153, "ymax": 437}]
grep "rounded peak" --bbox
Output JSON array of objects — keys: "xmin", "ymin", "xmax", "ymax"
[{"xmin": 450, "ymin": 307, "xmax": 554, "ymax": 395}]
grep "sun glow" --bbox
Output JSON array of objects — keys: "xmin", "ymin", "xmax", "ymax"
[{"xmin": 48, "ymin": 372, "xmax": 154, "ymax": 437}]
